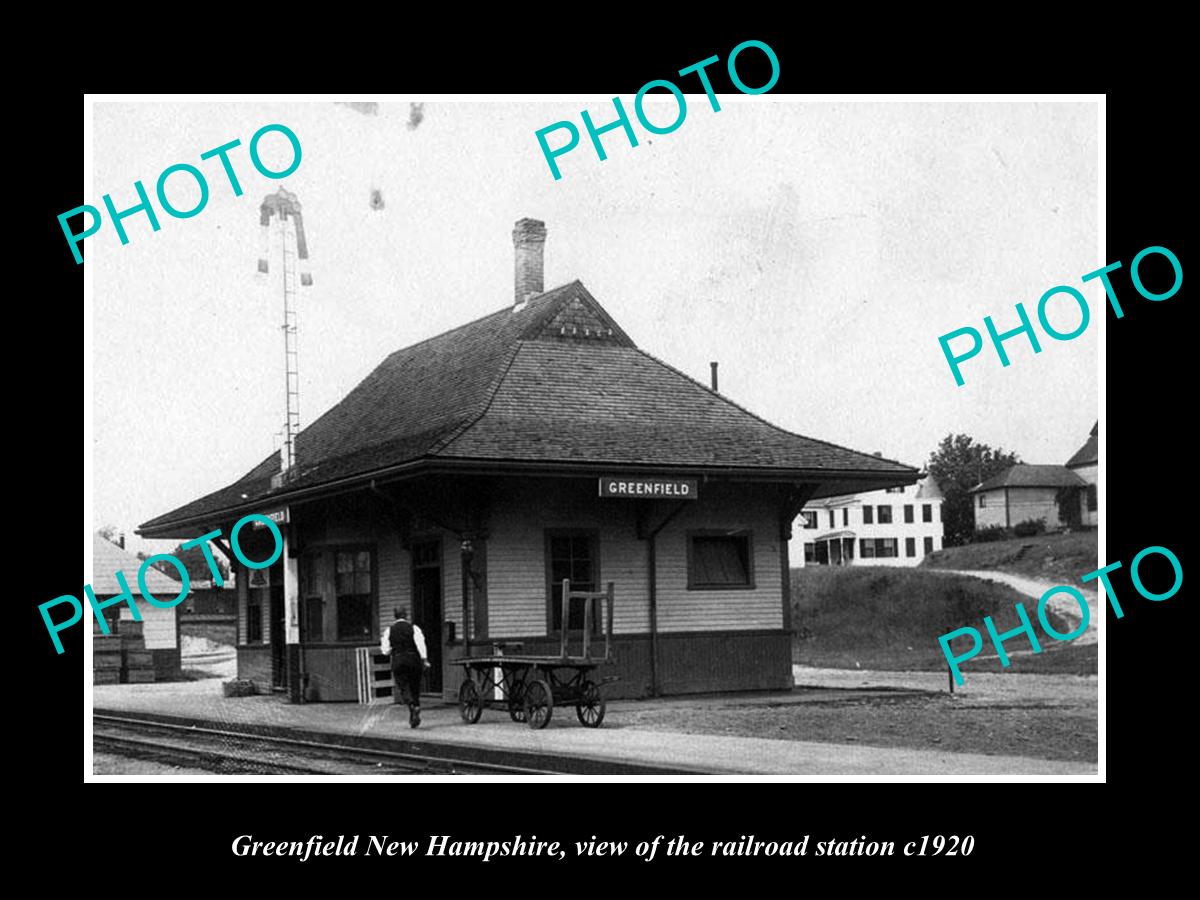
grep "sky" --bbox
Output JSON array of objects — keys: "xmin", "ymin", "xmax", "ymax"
[{"xmin": 90, "ymin": 98, "xmax": 1099, "ymax": 557}]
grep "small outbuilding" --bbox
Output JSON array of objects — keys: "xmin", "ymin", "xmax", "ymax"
[
  {"xmin": 92, "ymin": 533, "xmax": 182, "ymax": 682},
  {"xmin": 969, "ymin": 464, "xmax": 1086, "ymax": 531},
  {"xmin": 970, "ymin": 422, "xmax": 1099, "ymax": 531}
]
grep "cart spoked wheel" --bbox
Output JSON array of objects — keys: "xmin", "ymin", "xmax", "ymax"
[
  {"xmin": 458, "ymin": 679, "xmax": 483, "ymax": 724},
  {"xmin": 575, "ymin": 680, "xmax": 606, "ymax": 727},
  {"xmin": 507, "ymin": 681, "xmax": 527, "ymax": 723},
  {"xmin": 523, "ymin": 678, "xmax": 553, "ymax": 729}
]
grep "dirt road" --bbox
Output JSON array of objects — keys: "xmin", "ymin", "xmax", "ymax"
[{"xmin": 939, "ymin": 569, "xmax": 1099, "ymax": 645}]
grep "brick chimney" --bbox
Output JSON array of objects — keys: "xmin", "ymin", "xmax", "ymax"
[{"xmin": 512, "ymin": 218, "xmax": 547, "ymax": 307}]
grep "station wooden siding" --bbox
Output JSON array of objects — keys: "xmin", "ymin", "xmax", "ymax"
[
  {"xmin": 486, "ymin": 479, "xmax": 783, "ymax": 638},
  {"xmin": 654, "ymin": 498, "xmax": 783, "ymax": 633},
  {"xmin": 486, "ymin": 480, "xmax": 645, "ymax": 637},
  {"xmin": 231, "ymin": 477, "xmax": 791, "ymax": 699}
]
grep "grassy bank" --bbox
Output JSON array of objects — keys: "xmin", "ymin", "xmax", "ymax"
[
  {"xmin": 921, "ymin": 530, "xmax": 1098, "ymax": 586},
  {"xmin": 791, "ymin": 566, "xmax": 1095, "ymax": 677}
]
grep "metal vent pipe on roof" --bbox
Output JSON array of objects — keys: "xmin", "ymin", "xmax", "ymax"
[{"xmin": 710, "ymin": 361, "xmax": 719, "ymax": 392}]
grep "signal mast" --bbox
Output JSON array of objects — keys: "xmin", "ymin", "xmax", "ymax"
[{"xmin": 257, "ymin": 188, "xmax": 312, "ymax": 482}]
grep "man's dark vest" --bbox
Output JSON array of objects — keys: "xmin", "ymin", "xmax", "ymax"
[{"xmin": 388, "ymin": 619, "xmax": 421, "ymax": 667}]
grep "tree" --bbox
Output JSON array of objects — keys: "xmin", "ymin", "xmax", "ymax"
[
  {"xmin": 138, "ymin": 543, "xmax": 229, "ymax": 585},
  {"xmin": 97, "ymin": 524, "xmax": 121, "ymax": 545},
  {"xmin": 927, "ymin": 434, "xmax": 1021, "ymax": 547}
]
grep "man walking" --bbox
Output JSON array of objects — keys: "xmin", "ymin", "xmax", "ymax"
[{"xmin": 381, "ymin": 607, "xmax": 430, "ymax": 728}]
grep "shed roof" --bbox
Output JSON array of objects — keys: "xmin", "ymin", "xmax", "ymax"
[
  {"xmin": 970, "ymin": 464, "xmax": 1086, "ymax": 493},
  {"xmin": 92, "ymin": 533, "xmax": 183, "ymax": 597},
  {"xmin": 141, "ymin": 283, "xmax": 917, "ymax": 536}
]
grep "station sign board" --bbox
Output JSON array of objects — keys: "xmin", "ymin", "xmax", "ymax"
[
  {"xmin": 250, "ymin": 507, "xmax": 288, "ymax": 528},
  {"xmin": 598, "ymin": 477, "xmax": 699, "ymax": 500}
]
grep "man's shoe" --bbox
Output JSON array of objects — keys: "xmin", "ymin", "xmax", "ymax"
[{"xmin": 410, "ymin": 707, "xmax": 421, "ymax": 729}]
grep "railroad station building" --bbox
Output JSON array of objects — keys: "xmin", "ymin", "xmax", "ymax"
[{"xmin": 140, "ymin": 219, "xmax": 917, "ymax": 702}]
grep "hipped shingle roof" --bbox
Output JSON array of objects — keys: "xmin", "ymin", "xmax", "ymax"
[
  {"xmin": 141, "ymin": 283, "xmax": 916, "ymax": 535},
  {"xmin": 970, "ymin": 464, "xmax": 1087, "ymax": 493}
]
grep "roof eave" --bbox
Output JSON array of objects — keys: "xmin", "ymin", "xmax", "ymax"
[{"xmin": 138, "ymin": 456, "xmax": 919, "ymax": 538}]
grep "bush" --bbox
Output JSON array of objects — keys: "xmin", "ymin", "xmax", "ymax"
[
  {"xmin": 973, "ymin": 525, "xmax": 1011, "ymax": 543},
  {"xmin": 1013, "ymin": 517, "xmax": 1046, "ymax": 537}
]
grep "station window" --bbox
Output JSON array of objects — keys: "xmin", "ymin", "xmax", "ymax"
[
  {"xmin": 842, "ymin": 508, "xmax": 849, "ymax": 527},
  {"xmin": 1087, "ymin": 484, "xmax": 1097, "ymax": 512},
  {"xmin": 301, "ymin": 553, "xmax": 325, "ymax": 642},
  {"xmin": 922, "ymin": 503, "xmax": 933, "ymax": 522},
  {"xmin": 828, "ymin": 510, "xmax": 835, "ymax": 529},
  {"xmin": 860, "ymin": 538, "xmax": 875, "ymax": 559},
  {"xmin": 905, "ymin": 537, "xmax": 916, "ymax": 557},
  {"xmin": 979, "ymin": 495, "xmax": 986, "ymax": 508},
  {"xmin": 924, "ymin": 536, "xmax": 934, "ymax": 555},
  {"xmin": 804, "ymin": 542, "xmax": 816, "ymax": 563},
  {"xmin": 801, "ymin": 511, "xmax": 818, "ymax": 529},
  {"xmin": 547, "ymin": 531, "xmax": 600, "ymax": 632},
  {"xmin": 863, "ymin": 506, "xmax": 874, "ymax": 525},
  {"xmin": 246, "ymin": 591, "xmax": 263, "ymax": 644},
  {"xmin": 687, "ymin": 531, "xmax": 754, "ymax": 590},
  {"xmin": 904, "ymin": 504, "xmax": 914, "ymax": 524},
  {"xmin": 335, "ymin": 549, "xmax": 375, "ymax": 641},
  {"xmin": 877, "ymin": 505, "xmax": 893, "ymax": 524}
]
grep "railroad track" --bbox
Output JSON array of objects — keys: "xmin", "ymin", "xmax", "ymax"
[
  {"xmin": 93, "ymin": 713, "xmax": 563, "ymax": 775},
  {"xmin": 94, "ymin": 732, "xmax": 334, "ymax": 775}
]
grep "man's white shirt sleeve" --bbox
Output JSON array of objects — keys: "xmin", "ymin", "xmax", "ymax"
[
  {"xmin": 380, "ymin": 626, "xmax": 391, "ymax": 655},
  {"xmin": 413, "ymin": 624, "xmax": 428, "ymax": 660}
]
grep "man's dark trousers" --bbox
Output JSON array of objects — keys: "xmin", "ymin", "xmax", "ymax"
[{"xmin": 392, "ymin": 660, "xmax": 423, "ymax": 710}]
